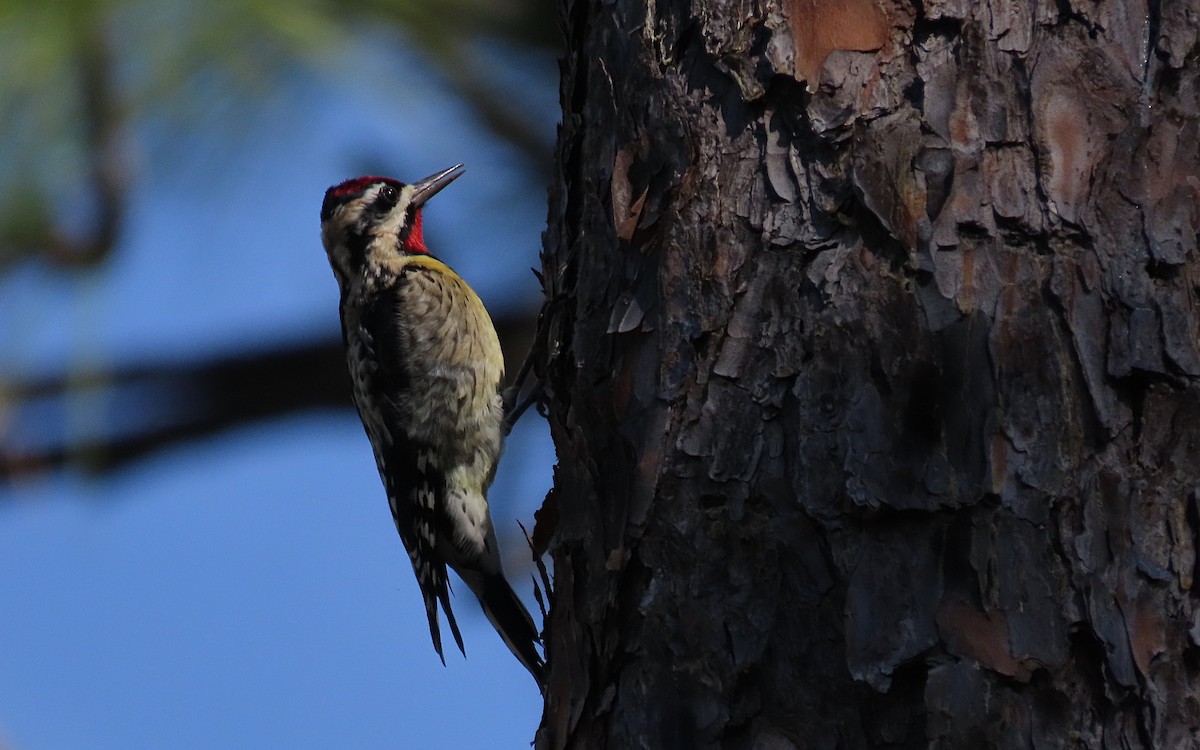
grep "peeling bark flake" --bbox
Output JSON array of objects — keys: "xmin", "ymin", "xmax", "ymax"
[{"xmin": 781, "ymin": 0, "xmax": 889, "ymax": 90}]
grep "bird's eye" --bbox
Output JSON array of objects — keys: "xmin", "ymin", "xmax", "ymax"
[{"xmin": 379, "ymin": 185, "xmax": 399, "ymax": 203}]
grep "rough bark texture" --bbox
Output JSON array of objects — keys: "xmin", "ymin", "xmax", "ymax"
[{"xmin": 533, "ymin": 0, "xmax": 1200, "ymax": 747}]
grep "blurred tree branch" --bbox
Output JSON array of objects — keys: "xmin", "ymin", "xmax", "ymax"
[
  {"xmin": 0, "ymin": 311, "xmax": 536, "ymax": 483},
  {"xmin": 63, "ymin": 14, "xmax": 128, "ymax": 265}
]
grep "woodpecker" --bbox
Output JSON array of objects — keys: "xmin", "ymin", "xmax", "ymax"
[{"xmin": 319, "ymin": 164, "xmax": 544, "ymax": 687}]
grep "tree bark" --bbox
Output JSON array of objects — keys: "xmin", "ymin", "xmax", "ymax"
[{"xmin": 533, "ymin": 0, "xmax": 1200, "ymax": 748}]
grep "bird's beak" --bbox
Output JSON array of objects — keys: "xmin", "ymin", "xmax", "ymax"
[{"xmin": 410, "ymin": 164, "xmax": 465, "ymax": 208}]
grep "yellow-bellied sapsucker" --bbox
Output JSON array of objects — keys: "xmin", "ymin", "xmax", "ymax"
[{"xmin": 319, "ymin": 164, "xmax": 544, "ymax": 687}]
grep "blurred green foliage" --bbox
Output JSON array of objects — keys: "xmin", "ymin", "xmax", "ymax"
[{"xmin": 0, "ymin": 0, "xmax": 557, "ymax": 267}]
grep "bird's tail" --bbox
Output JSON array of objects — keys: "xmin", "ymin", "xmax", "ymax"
[
  {"xmin": 478, "ymin": 573, "xmax": 546, "ymax": 689},
  {"xmin": 422, "ymin": 563, "xmax": 466, "ymax": 666}
]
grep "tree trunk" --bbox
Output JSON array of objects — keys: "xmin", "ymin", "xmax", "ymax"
[{"xmin": 532, "ymin": 0, "xmax": 1200, "ymax": 747}]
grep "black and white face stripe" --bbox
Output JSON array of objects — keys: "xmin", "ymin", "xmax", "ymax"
[
  {"xmin": 370, "ymin": 183, "xmax": 401, "ymax": 215},
  {"xmin": 321, "ymin": 175, "xmax": 403, "ymax": 222},
  {"xmin": 320, "ymin": 178, "xmax": 415, "ymax": 284},
  {"xmin": 320, "ymin": 166, "xmax": 464, "ymax": 286}
]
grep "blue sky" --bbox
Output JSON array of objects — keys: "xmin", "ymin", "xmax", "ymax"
[{"xmin": 0, "ymin": 33, "xmax": 556, "ymax": 750}]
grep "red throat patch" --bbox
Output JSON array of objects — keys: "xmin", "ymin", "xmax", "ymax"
[{"xmin": 404, "ymin": 209, "xmax": 427, "ymax": 253}]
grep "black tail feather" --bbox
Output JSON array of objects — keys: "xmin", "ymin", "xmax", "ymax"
[
  {"xmin": 423, "ymin": 569, "xmax": 465, "ymax": 665},
  {"xmin": 480, "ymin": 573, "xmax": 545, "ymax": 688}
]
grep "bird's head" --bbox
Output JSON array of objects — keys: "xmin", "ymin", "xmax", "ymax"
[{"xmin": 320, "ymin": 164, "xmax": 464, "ymax": 287}]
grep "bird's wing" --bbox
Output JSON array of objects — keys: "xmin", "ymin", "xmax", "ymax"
[{"xmin": 357, "ymin": 285, "xmax": 465, "ymax": 661}]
